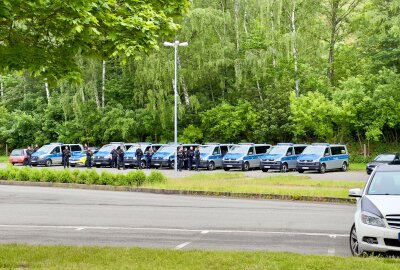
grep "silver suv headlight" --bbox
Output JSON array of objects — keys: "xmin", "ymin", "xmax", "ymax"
[{"xmin": 361, "ymin": 211, "xmax": 385, "ymax": 227}]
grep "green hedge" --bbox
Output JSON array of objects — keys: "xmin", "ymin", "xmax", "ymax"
[{"xmin": 0, "ymin": 166, "xmax": 166, "ymax": 187}]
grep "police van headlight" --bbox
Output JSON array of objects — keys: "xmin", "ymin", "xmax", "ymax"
[
  {"xmin": 164, "ymin": 157, "xmax": 170, "ymax": 160},
  {"xmin": 202, "ymin": 157, "xmax": 208, "ymax": 161},
  {"xmin": 107, "ymin": 154, "xmax": 112, "ymax": 159}
]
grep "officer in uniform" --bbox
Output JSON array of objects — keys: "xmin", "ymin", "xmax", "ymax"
[
  {"xmin": 177, "ymin": 146, "xmax": 184, "ymax": 171},
  {"xmin": 183, "ymin": 148, "xmax": 188, "ymax": 170},
  {"xmin": 187, "ymin": 146, "xmax": 194, "ymax": 171},
  {"xmin": 135, "ymin": 145, "xmax": 144, "ymax": 169},
  {"xmin": 146, "ymin": 147, "xmax": 153, "ymax": 169},
  {"xmin": 62, "ymin": 146, "xmax": 71, "ymax": 169},
  {"xmin": 86, "ymin": 148, "xmax": 93, "ymax": 168},
  {"xmin": 111, "ymin": 146, "xmax": 118, "ymax": 168},
  {"xmin": 26, "ymin": 146, "xmax": 32, "ymax": 167},
  {"xmin": 117, "ymin": 146, "xmax": 125, "ymax": 170},
  {"xmin": 194, "ymin": 146, "xmax": 201, "ymax": 171},
  {"xmin": 33, "ymin": 144, "xmax": 39, "ymax": 153}
]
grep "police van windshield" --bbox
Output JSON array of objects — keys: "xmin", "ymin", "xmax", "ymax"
[
  {"xmin": 302, "ymin": 146, "xmax": 325, "ymax": 156},
  {"xmin": 269, "ymin": 146, "xmax": 288, "ymax": 155},
  {"xmin": 37, "ymin": 145, "xmax": 56, "ymax": 153},
  {"xmin": 157, "ymin": 146, "xmax": 176, "ymax": 153},
  {"xmin": 126, "ymin": 145, "xmax": 141, "ymax": 153},
  {"xmin": 98, "ymin": 144, "xmax": 116, "ymax": 152},
  {"xmin": 229, "ymin": 145, "xmax": 250, "ymax": 154},
  {"xmin": 200, "ymin": 146, "xmax": 215, "ymax": 154}
]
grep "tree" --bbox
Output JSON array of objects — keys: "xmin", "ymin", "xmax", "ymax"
[{"xmin": 0, "ymin": 0, "xmax": 190, "ymax": 79}]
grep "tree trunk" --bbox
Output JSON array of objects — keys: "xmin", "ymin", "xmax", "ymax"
[
  {"xmin": 327, "ymin": 0, "xmax": 339, "ymax": 86},
  {"xmin": 291, "ymin": 0, "xmax": 299, "ymax": 97},
  {"xmin": 0, "ymin": 75, "xmax": 4, "ymax": 97},
  {"xmin": 43, "ymin": 68, "xmax": 50, "ymax": 103},
  {"xmin": 102, "ymin": 60, "xmax": 106, "ymax": 108}
]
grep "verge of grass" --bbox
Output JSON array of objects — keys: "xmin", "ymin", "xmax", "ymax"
[
  {"xmin": 350, "ymin": 163, "xmax": 367, "ymax": 171},
  {"xmin": 0, "ymin": 244, "xmax": 398, "ymax": 270},
  {"xmin": 144, "ymin": 172, "xmax": 365, "ymax": 198},
  {"xmin": 0, "ymin": 155, "xmax": 8, "ymax": 163}
]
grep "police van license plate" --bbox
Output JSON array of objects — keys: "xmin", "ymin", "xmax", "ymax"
[
  {"xmin": 96, "ymin": 162, "xmax": 101, "ymax": 165},
  {"xmin": 227, "ymin": 165, "xmax": 233, "ymax": 167},
  {"xmin": 264, "ymin": 166, "xmax": 270, "ymax": 168},
  {"xmin": 302, "ymin": 167, "xmax": 309, "ymax": 169},
  {"xmin": 154, "ymin": 163, "xmax": 160, "ymax": 166}
]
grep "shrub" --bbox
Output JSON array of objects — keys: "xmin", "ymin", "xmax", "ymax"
[
  {"xmin": 115, "ymin": 173, "xmax": 129, "ymax": 186},
  {"xmin": 85, "ymin": 169, "xmax": 100, "ymax": 185},
  {"xmin": 99, "ymin": 171, "xmax": 114, "ymax": 185},
  {"xmin": 77, "ymin": 171, "xmax": 89, "ymax": 184},
  {"xmin": 125, "ymin": 170, "xmax": 146, "ymax": 186},
  {"xmin": 16, "ymin": 167, "xmax": 31, "ymax": 181},
  {"xmin": 71, "ymin": 169, "xmax": 80, "ymax": 182},
  {"xmin": 29, "ymin": 170, "xmax": 42, "ymax": 182},
  {"xmin": 5, "ymin": 167, "xmax": 18, "ymax": 180},
  {"xmin": 0, "ymin": 168, "xmax": 7, "ymax": 180},
  {"xmin": 41, "ymin": 169, "xmax": 57, "ymax": 182},
  {"xmin": 147, "ymin": 171, "xmax": 167, "ymax": 184},
  {"xmin": 58, "ymin": 170, "xmax": 73, "ymax": 183}
]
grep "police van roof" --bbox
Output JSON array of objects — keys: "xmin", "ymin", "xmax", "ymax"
[
  {"xmin": 110, "ymin": 142, "xmax": 125, "ymax": 144},
  {"xmin": 311, "ymin": 143, "xmax": 346, "ymax": 147}
]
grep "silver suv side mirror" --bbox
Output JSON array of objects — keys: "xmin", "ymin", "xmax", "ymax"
[{"xmin": 349, "ymin": 188, "xmax": 362, "ymax": 198}]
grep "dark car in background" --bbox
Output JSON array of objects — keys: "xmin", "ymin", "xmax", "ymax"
[{"xmin": 366, "ymin": 153, "xmax": 400, "ymax": 174}]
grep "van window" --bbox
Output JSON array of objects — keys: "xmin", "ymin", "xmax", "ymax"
[
  {"xmin": 70, "ymin": 145, "xmax": 82, "ymax": 152},
  {"xmin": 255, "ymin": 146, "xmax": 270, "ymax": 154},
  {"xmin": 286, "ymin": 147, "xmax": 294, "ymax": 156},
  {"xmin": 213, "ymin": 146, "xmax": 221, "ymax": 155},
  {"xmin": 52, "ymin": 146, "xmax": 61, "ymax": 154},
  {"xmin": 331, "ymin": 146, "xmax": 346, "ymax": 155},
  {"xmin": 220, "ymin": 146, "xmax": 229, "ymax": 155},
  {"xmin": 294, "ymin": 146, "xmax": 306, "ymax": 155},
  {"xmin": 248, "ymin": 147, "xmax": 255, "ymax": 155},
  {"xmin": 324, "ymin": 147, "xmax": 330, "ymax": 156}
]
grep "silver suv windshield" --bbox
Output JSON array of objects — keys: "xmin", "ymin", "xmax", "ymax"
[
  {"xmin": 374, "ymin": 154, "xmax": 395, "ymax": 162},
  {"xmin": 302, "ymin": 146, "xmax": 325, "ymax": 156},
  {"xmin": 269, "ymin": 146, "xmax": 288, "ymax": 155},
  {"xmin": 367, "ymin": 171, "xmax": 400, "ymax": 195},
  {"xmin": 229, "ymin": 145, "xmax": 250, "ymax": 154}
]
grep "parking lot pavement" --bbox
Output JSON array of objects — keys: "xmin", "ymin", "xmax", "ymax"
[{"xmin": 0, "ymin": 162, "xmax": 368, "ymax": 182}]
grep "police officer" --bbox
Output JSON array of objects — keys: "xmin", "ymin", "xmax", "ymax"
[
  {"xmin": 62, "ymin": 146, "xmax": 71, "ymax": 169},
  {"xmin": 26, "ymin": 146, "xmax": 32, "ymax": 167},
  {"xmin": 86, "ymin": 148, "xmax": 93, "ymax": 168},
  {"xmin": 33, "ymin": 144, "xmax": 39, "ymax": 153},
  {"xmin": 183, "ymin": 148, "xmax": 188, "ymax": 170},
  {"xmin": 117, "ymin": 145, "xmax": 125, "ymax": 170},
  {"xmin": 135, "ymin": 145, "xmax": 144, "ymax": 169},
  {"xmin": 194, "ymin": 146, "xmax": 201, "ymax": 171},
  {"xmin": 146, "ymin": 147, "xmax": 153, "ymax": 169},
  {"xmin": 187, "ymin": 146, "xmax": 194, "ymax": 171},
  {"xmin": 83, "ymin": 143, "xmax": 88, "ymax": 151},
  {"xmin": 177, "ymin": 146, "xmax": 184, "ymax": 171},
  {"xmin": 111, "ymin": 146, "xmax": 118, "ymax": 168}
]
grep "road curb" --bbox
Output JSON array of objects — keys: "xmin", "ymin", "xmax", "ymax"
[{"xmin": 0, "ymin": 180, "xmax": 356, "ymax": 204}]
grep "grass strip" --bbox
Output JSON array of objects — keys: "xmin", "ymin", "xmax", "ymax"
[
  {"xmin": 0, "ymin": 155, "xmax": 8, "ymax": 163},
  {"xmin": 349, "ymin": 163, "xmax": 367, "ymax": 171},
  {"xmin": 0, "ymin": 244, "xmax": 399, "ymax": 270},
  {"xmin": 144, "ymin": 172, "xmax": 365, "ymax": 198}
]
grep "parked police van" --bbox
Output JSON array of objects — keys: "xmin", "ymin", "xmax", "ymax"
[
  {"xmin": 151, "ymin": 143, "xmax": 198, "ymax": 169},
  {"xmin": 124, "ymin": 143, "xmax": 163, "ymax": 168},
  {"xmin": 197, "ymin": 143, "xmax": 233, "ymax": 170},
  {"xmin": 31, "ymin": 143, "xmax": 83, "ymax": 167},
  {"xmin": 222, "ymin": 143, "xmax": 271, "ymax": 171},
  {"xmin": 93, "ymin": 142, "xmax": 132, "ymax": 167},
  {"xmin": 260, "ymin": 143, "xmax": 308, "ymax": 172},
  {"xmin": 296, "ymin": 143, "xmax": 349, "ymax": 174}
]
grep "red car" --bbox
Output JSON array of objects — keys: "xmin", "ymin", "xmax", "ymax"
[{"xmin": 9, "ymin": 149, "xmax": 28, "ymax": 165}]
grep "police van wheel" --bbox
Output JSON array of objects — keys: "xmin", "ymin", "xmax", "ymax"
[
  {"xmin": 70, "ymin": 164, "xmax": 75, "ymax": 168},
  {"xmin": 223, "ymin": 167, "xmax": 230, "ymax": 171},
  {"xmin": 95, "ymin": 165, "xmax": 100, "ymax": 168},
  {"xmin": 141, "ymin": 161, "xmax": 146, "ymax": 168},
  {"xmin": 170, "ymin": 161, "xmax": 175, "ymax": 169},
  {"xmin": 261, "ymin": 168, "xmax": 269, "ymax": 172},
  {"xmin": 208, "ymin": 162, "xmax": 215, "ymax": 171},
  {"xmin": 242, "ymin": 162, "xmax": 250, "ymax": 171},
  {"xmin": 281, "ymin": 163, "xmax": 289, "ymax": 173},
  {"xmin": 45, "ymin": 159, "xmax": 52, "ymax": 167},
  {"xmin": 297, "ymin": 169, "xmax": 304, "ymax": 173},
  {"xmin": 341, "ymin": 162, "xmax": 348, "ymax": 172},
  {"xmin": 319, "ymin": 163, "xmax": 326, "ymax": 174}
]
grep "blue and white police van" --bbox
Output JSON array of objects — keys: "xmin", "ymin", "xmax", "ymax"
[
  {"xmin": 151, "ymin": 143, "xmax": 198, "ymax": 169},
  {"xmin": 93, "ymin": 142, "xmax": 133, "ymax": 167},
  {"xmin": 259, "ymin": 143, "xmax": 307, "ymax": 172},
  {"xmin": 222, "ymin": 143, "xmax": 271, "ymax": 171},
  {"xmin": 31, "ymin": 143, "xmax": 83, "ymax": 167},
  {"xmin": 296, "ymin": 143, "xmax": 349, "ymax": 174},
  {"xmin": 197, "ymin": 143, "xmax": 233, "ymax": 170},
  {"xmin": 124, "ymin": 143, "xmax": 163, "ymax": 168}
]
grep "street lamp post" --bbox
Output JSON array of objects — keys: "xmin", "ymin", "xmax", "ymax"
[{"xmin": 164, "ymin": 40, "xmax": 188, "ymax": 172}]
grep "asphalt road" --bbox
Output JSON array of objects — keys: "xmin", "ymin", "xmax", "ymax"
[
  {"xmin": 1, "ymin": 162, "xmax": 368, "ymax": 182},
  {"xmin": 0, "ymin": 185, "xmax": 355, "ymax": 256}
]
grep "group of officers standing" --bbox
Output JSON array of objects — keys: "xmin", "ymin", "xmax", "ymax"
[{"xmin": 177, "ymin": 146, "xmax": 201, "ymax": 171}]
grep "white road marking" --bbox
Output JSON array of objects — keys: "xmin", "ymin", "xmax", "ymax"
[
  {"xmin": 328, "ymin": 248, "xmax": 336, "ymax": 254},
  {"xmin": 175, "ymin": 242, "xmax": 191, "ymax": 250},
  {"xmin": 201, "ymin": 231, "xmax": 209, "ymax": 234},
  {"xmin": 0, "ymin": 224, "xmax": 348, "ymax": 238},
  {"xmin": 75, "ymin": 227, "xmax": 85, "ymax": 231}
]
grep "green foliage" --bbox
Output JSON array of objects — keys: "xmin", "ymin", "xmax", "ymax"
[
  {"xmin": 179, "ymin": 125, "xmax": 203, "ymax": 143},
  {"xmin": 147, "ymin": 171, "xmax": 167, "ymax": 184},
  {"xmin": 58, "ymin": 170, "xmax": 74, "ymax": 184},
  {"xmin": 41, "ymin": 169, "xmax": 57, "ymax": 183},
  {"xmin": 125, "ymin": 171, "xmax": 147, "ymax": 187},
  {"xmin": 15, "ymin": 167, "xmax": 30, "ymax": 181}
]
